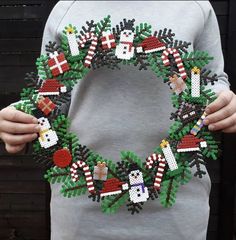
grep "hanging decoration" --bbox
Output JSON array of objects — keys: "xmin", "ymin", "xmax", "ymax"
[{"xmin": 12, "ymin": 15, "xmax": 220, "ymax": 214}]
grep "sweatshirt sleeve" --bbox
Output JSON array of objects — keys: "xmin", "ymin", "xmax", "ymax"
[
  {"xmin": 10, "ymin": 1, "xmax": 75, "ymax": 109},
  {"xmin": 39, "ymin": 1, "xmax": 75, "ymax": 114},
  {"xmin": 194, "ymin": 1, "xmax": 230, "ymax": 93},
  {"xmin": 40, "ymin": 1, "xmax": 75, "ymax": 55}
]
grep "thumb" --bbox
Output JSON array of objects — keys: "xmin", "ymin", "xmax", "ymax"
[{"xmin": 5, "ymin": 143, "xmax": 26, "ymax": 154}]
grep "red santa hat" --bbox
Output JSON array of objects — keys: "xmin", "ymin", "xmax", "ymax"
[
  {"xmin": 100, "ymin": 178, "xmax": 125, "ymax": 197},
  {"xmin": 136, "ymin": 36, "xmax": 166, "ymax": 53},
  {"xmin": 177, "ymin": 134, "xmax": 207, "ymax": 153},
  {"xmin": 38, "ymin": 79, "xmax": 67, "ymax": 96}
]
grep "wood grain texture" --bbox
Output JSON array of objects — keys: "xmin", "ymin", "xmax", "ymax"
[
  {"xmin": 0, "ymin": 1, "xmax": 55, "ymax": 239},
  {"xmin": 219, "ymin": 0, "xmax": 236, "ymax": 238}
]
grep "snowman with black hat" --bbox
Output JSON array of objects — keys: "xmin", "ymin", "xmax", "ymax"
[
  {"xmin": 115, "ymin": 19, "xmax": 135, "ymax": 60},
  {"xmin": 128, "ymin": 164, "xmax": 149, "ymax": 203}
]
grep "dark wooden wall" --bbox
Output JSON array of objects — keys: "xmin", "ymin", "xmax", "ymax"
[
  {"xmin": 0, "ymin": 1, "xmax": 235, "ymax": 239},
  {"xmin": 0, "ymin": 1, "xmax": 57, "ymax": 239}
]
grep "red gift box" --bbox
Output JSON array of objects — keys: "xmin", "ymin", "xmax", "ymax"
[
  {"xmin": 101, "ymin": 33, "xmax": 116, "ymax": 49},
  {"xmin": 37, "ymin": 97, "xmax": 56, "ymax": 115},
  {"xmin": 48, "ymin": 52, "xmax": 70, "ymax": 77}
]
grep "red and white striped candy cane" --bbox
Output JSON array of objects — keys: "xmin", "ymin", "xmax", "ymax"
[
  {"xmin": 146, "ymin": 153, "xmax": 166, "ymax": 190},
  {"xmin": 70, "ymin": 161, "xmax": 95, "ymax": 193},
  {"xmin": 161, "ymin": 48, "xmax": 187, "ymax": 80},
  {"xmin": 78, "ymin": 32, "xmax": 98, "ymax": 67},
  {"xmin": 146, "ymin": 153, "xmax": 159, "ymax": 169}
]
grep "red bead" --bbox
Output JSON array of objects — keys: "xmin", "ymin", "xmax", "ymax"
[{"xmin": 53, "ymin": 149, "xmax": 72, "ymax": 168}]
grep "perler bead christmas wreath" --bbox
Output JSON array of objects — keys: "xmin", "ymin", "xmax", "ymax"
[{"xmin": 13, "ymin": 16, "xmax": 220, "ymax": 214}]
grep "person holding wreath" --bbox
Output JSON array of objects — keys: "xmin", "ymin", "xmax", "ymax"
[{"xmin": 0, "ymin": 1, "xmax": 235, "ymax": 240}]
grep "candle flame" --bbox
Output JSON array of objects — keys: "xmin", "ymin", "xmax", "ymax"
[
  {"xmin": 191, "ymin": 66, "xmax": 200, "ymax": 74},
  {"xmin": 66, "ymin": 26, "xmax": 75, "ymax": 34},
  {"xmin": 160, "ymin": 139, "xmax": 169, "ymax": 148}
]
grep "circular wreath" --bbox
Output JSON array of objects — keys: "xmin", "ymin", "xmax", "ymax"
[{"xmin": 13, "ymin": 16, "xmax": 220, "ymax": 215}]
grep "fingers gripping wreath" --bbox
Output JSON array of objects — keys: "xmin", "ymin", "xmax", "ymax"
[{"xmin": 13, "ymin": 16, "xmax": 220, "ymax": 214}]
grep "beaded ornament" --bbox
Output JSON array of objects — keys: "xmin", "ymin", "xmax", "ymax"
[{"xmin": 13, "ymin": 16, "xmax": 220, "ymax": 214}]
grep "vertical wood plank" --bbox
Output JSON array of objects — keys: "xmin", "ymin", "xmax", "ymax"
[
  {"xmin": 219, "ymin": 0, "xmax": 236, "ymax": 239},
  {"xmin": 0, "ymin": 1, "xmax": 58, "ymax": 239}
]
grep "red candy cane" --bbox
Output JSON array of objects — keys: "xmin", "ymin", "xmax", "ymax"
[
  {"xmin": 70, "ymin": 161, "xmax": 95, "ymax": 193},
  {"xmin": 146, "ymin": 153, "xmax": 159, "ymax": 169},
  {"xmin": 146, "ymin": 153, "xmax": 166, "ymax": 190},
  {"xmin": 161, "ymin": 48, "xmax": 187, "ymax": 80},
  {"xmin": 78, "ymin": 32, "xmax": 98, "ymax": 67}
]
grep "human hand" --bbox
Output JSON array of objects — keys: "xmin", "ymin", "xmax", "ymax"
[
  {"xmin": 0, "ymin": 106, "xmax": 40, "ymax": 153},
  {"xmin": 204, "ymin": 90, "xmax": 236, "ymax": 133}
]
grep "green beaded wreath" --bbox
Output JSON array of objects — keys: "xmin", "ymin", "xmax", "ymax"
[{"xmin": 13, "ymin": 15, "xmax": 220, "ymax": 214}]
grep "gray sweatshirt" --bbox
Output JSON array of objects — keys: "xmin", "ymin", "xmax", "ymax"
[{"xmin": 40, "ymin": 1, "xmax": 230, "ymax": 240}]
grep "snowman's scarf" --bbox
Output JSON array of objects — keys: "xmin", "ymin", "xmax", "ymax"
[
  {"xmin": 39, "ymin": 129, "xmax": 50, "ymax": 141},
  {"xmin": 120, "ymin": 41, "xmax": 133, "ymax": 52},
  {"xmin": 131, "ymin": 183, "xmax": 145, "ymax": 193}
]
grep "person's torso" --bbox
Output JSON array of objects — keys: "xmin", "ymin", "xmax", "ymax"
[{"xmin": 50, "ymin": 2, "xmax": 211, "ymax": 240}]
